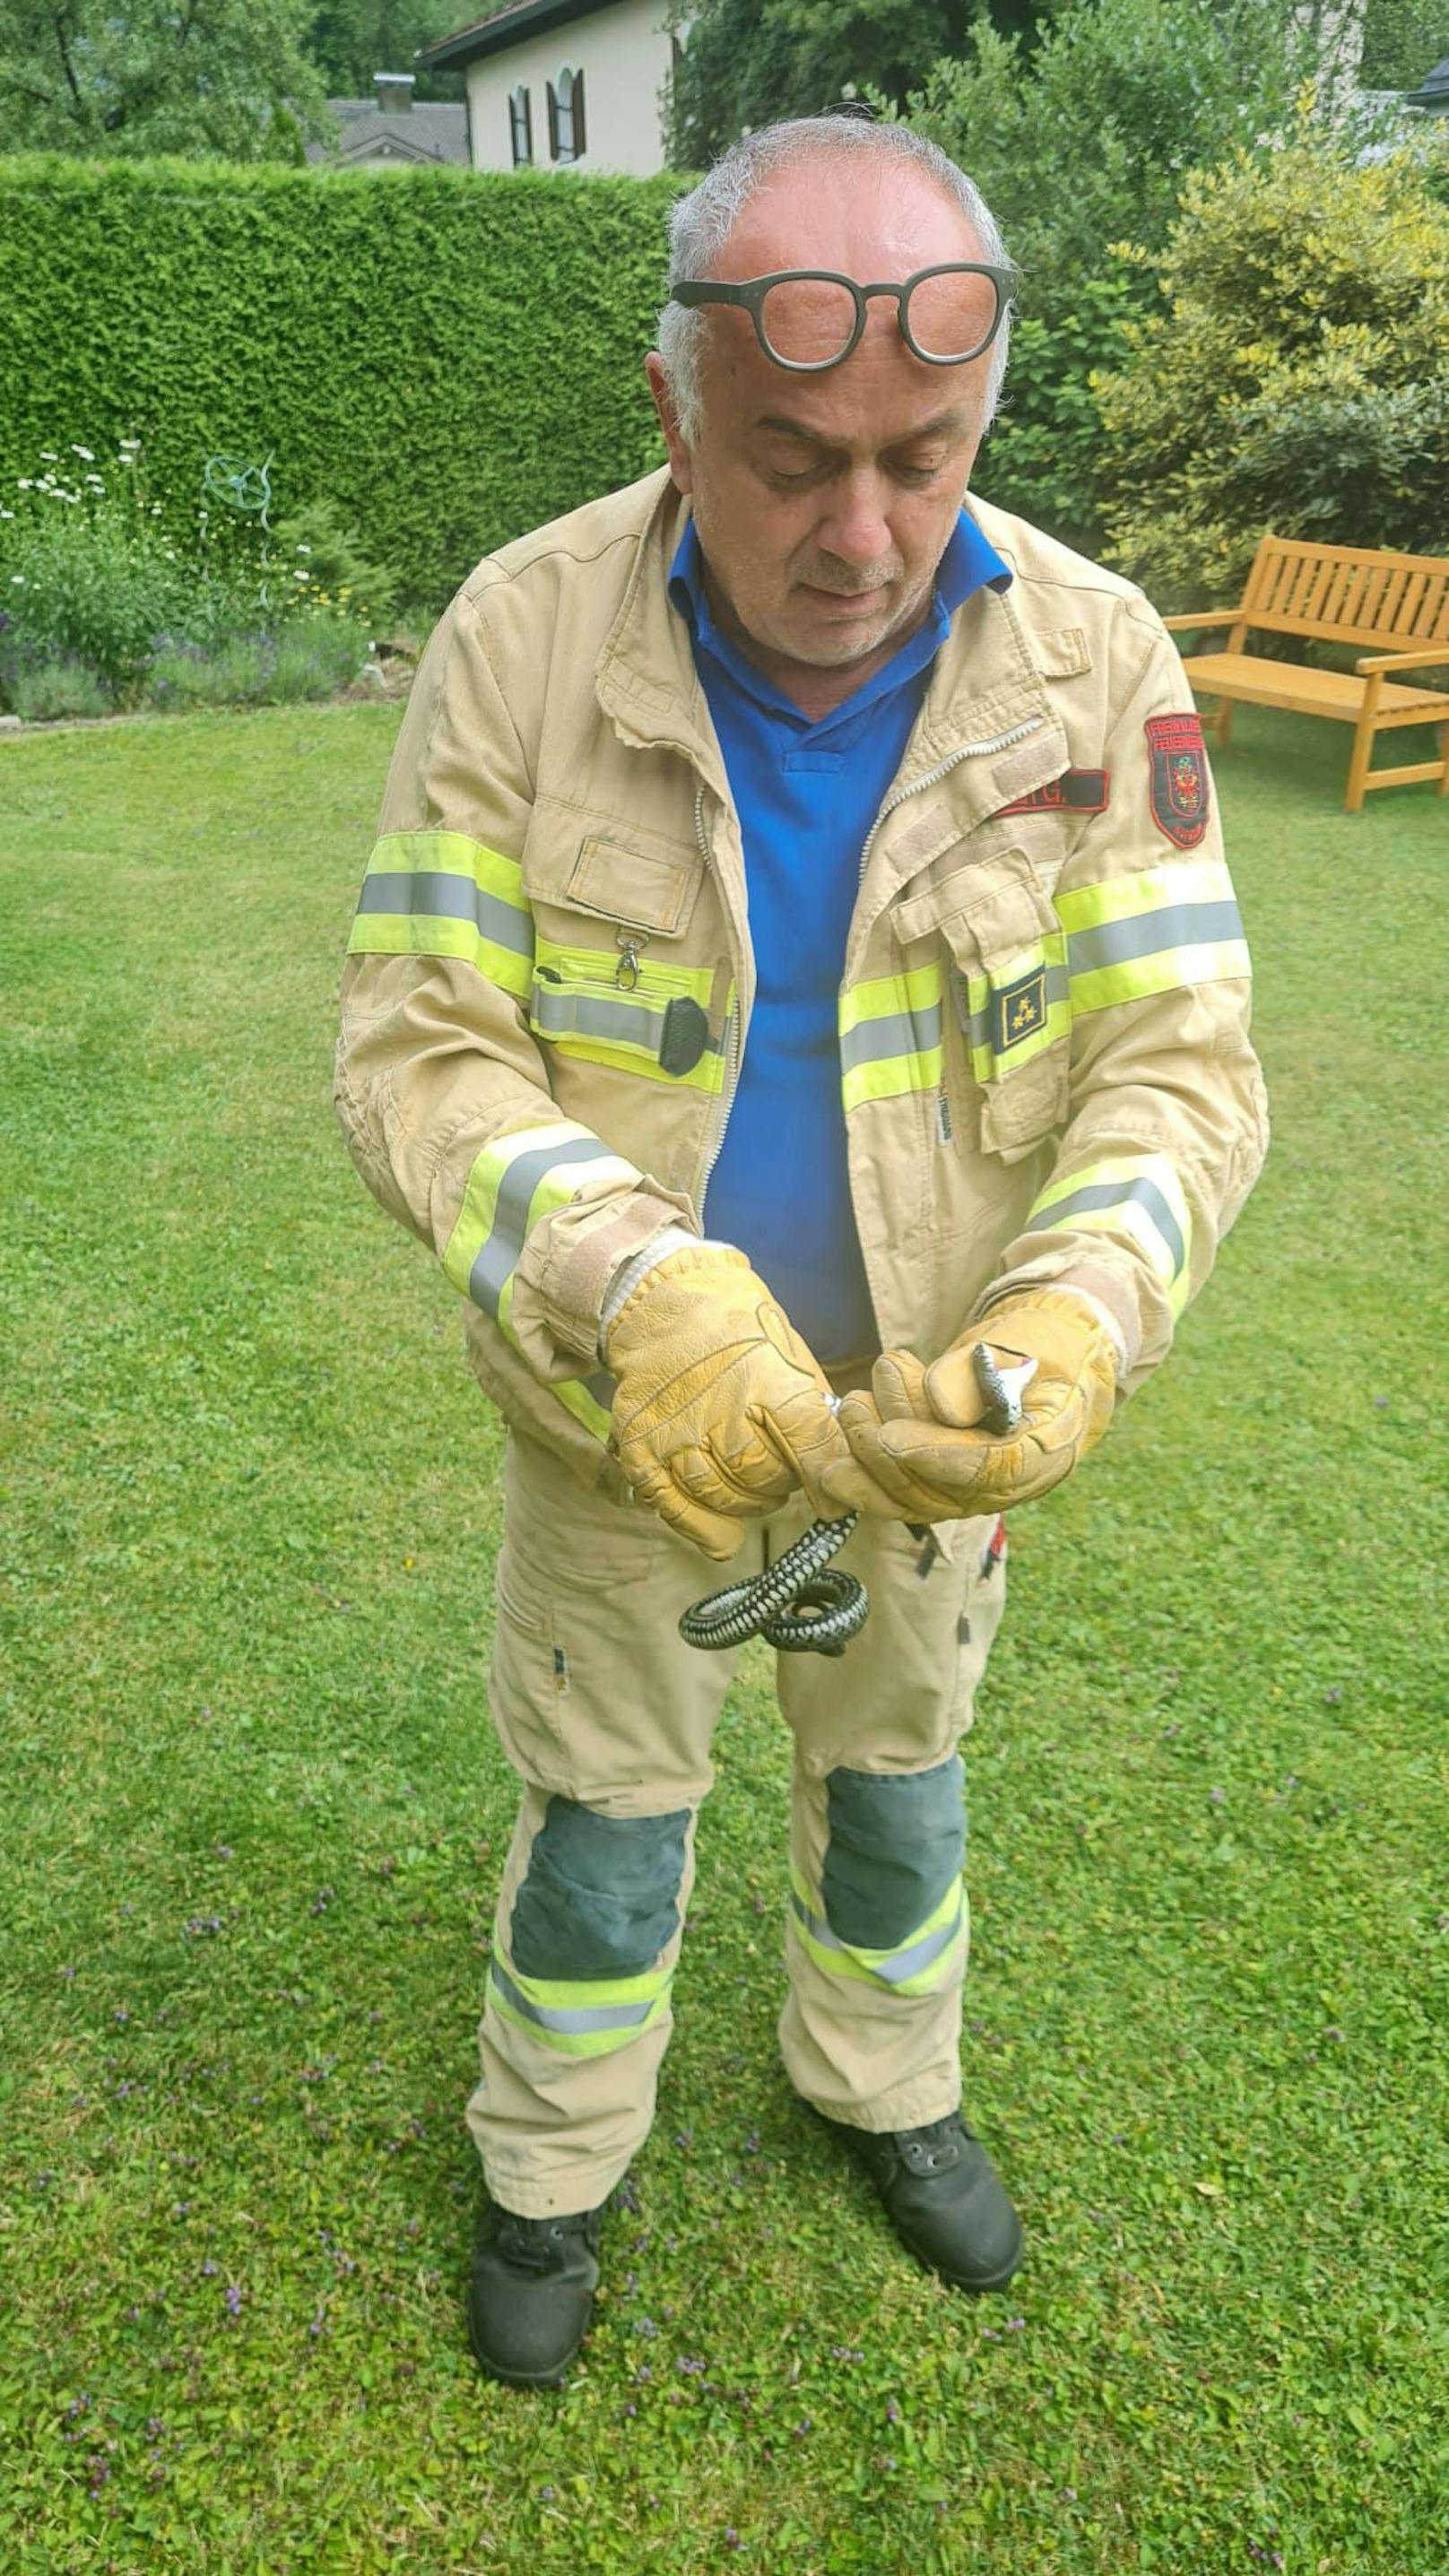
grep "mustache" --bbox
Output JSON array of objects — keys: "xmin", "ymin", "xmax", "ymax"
[{"xmin": 798, "ymin": 557, "xmax": 903, "ymax": 595}]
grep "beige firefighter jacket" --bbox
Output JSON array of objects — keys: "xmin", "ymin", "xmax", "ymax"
[{"xmin": 334, "ymin": 467, "xmax": 1268, "ymax": 1499}]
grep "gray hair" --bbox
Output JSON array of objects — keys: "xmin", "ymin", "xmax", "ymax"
[{"xmin": 656, "ymin": 116, "xmax": 1013, "ymax": 442}]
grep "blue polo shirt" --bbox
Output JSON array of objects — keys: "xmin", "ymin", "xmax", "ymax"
[{"xmin": 669, "ymin": 511, "xmax": 1011, "ymax": 1365}]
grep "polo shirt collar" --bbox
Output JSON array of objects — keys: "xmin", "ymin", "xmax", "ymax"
[{"xmin": 668, "ymin": 507, "xmax": 1011, "ymax": 728}]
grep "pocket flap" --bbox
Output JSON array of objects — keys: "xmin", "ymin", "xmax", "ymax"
[
  {"xmin": 893, "ymin": 846, "xmax": 1054, "ymax": 962},
  {"xmin": 562, "ymin": 831, "xmax": 699, "ymax": 938}
]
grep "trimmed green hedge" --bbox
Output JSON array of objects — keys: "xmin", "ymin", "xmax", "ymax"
[{"xmin": 0, "ymin": 157, "xmax": 681, "ymax": 616}]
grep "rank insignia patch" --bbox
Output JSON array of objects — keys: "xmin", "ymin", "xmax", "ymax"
[
  {"xmin": 993, "ymin": 967, "xmax": 1047, "ymax": 1054},
  {"xmin": 1145, "ymin": 713, "xmax": 1210, "ymax": 848},
  {"xmin": 994, "ymin": 768, "xmax": 1110, "ymax": 819}
]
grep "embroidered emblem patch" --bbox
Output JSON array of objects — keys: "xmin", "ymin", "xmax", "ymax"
[
  {"xmin": 993, "ymin": 967, "xmax": 1047, "ymax": 1054},
  {"xmin": 994, "ymin": 768, "xmax": 1110, "ymax": 820},
  {"xmin": 1145, "ymin": 713, "xmax": 1210, "ymax": 848}
]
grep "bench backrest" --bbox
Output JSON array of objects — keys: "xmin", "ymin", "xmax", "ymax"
[{"xmin": 1241, "ymin": 535, "xmax": 1449, "ymax": 652}]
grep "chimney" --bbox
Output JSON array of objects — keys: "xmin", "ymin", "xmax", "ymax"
[{"xmin": 373, "ymin": 72, "xmax": 415, "ymax": 112}]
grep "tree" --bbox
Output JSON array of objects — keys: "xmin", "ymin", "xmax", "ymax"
[
  {"xmin": 305, "ymin": 0, "xmax": 467, "ymax": 106},
  {"xmin": 664, "ymin": 0, "xmax": 1051, "ymax": 170},
  {"xmin": 0, "ymin": 0, "xmax": 330, "ymax": 159}
]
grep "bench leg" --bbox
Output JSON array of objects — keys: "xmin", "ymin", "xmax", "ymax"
[
  {"xmin": 1345, "ymin": 714, "xmax": 1375, "ymax": 814},
  {"xmin": 1212, "ymin": 698, "xmax": 1235, "ymax": 750}
]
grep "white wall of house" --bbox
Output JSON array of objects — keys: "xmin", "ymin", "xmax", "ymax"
[{"xmin": 464, "ymin": 0, "xmax": 672, "ymax": 176}]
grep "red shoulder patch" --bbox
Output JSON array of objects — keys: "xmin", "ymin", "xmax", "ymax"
[
  {"xmin": 994, "ymin": 768, "xmax": 1110, "ymax": 820},
  {"xmin": 1145, "ymin": 713, "xmax": 1210, "ymax": 848}
]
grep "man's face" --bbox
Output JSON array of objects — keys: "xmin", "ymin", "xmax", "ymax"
[{"xmin": 646, "ymin": 159, "xmax": 997, "ymax": 684}]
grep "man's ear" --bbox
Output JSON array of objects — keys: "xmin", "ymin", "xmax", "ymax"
[{"xmin": 645, "ymin": 351, "xmax": 693, "ymax": 495}]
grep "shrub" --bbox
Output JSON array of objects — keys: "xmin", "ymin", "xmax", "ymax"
[
  {"xmin": 146, "ymin": 611, "xmax": 364, "ymax": 709},
  {"xmin": 0, "ymin": 441, "xmax": 370, "ymax": 716},
  {"xmin": 896, "ymin": 0, "xmax": 1330, "ymax": 543},
  {"xmin": 272, "ymin": 499, "xmax": 401, "ymax": 637},
  {"xmin": 1094, "ymin": 128, "xmax": 1449, "ymax": 605},
  {"xmin": 4, "ymin": 658, "xmax": 113, "ymax": 723},
  {"xmin": 0, "ymin": 159, "xmax": 679, "ymax": 620}
]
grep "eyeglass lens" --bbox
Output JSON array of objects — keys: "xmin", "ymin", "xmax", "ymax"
[{"xmin": 757, "ymin": 267, "xmax": 1000, "ymax": 368}]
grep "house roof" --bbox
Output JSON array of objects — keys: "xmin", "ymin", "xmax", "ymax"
[
  {"xmin": 418, "ymin": 0, "xmax": 628, "ymax": 72},
  {"xmin": 306, "ymin": 98, "xmax": 472, "ymax": 167}
]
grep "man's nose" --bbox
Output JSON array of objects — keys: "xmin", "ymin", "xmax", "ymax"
[{"xmin": 816, "ymin": 472, "xmax": 894, "ymax": 571}]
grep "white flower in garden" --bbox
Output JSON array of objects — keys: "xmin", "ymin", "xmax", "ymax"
[
  {"xmin": 296, "ymin": 543, "xmax": 311, "ymax": 555},
  {"xmin": 39, "ymin": 450, "xmax": 57, "ymax": 462},
  {"xmin": 85, "ymin": 474, "xmax": 105, "ymax": 488},
  {"xmin": 11, "ymin": 574, "xmax": 24, "ymax": 584},
  {"xmin": 152, "ymin": 503, "xmax": 162, "ymax": 515},
  {"xmin": 0, "ymin": 507, "xmax": 13, "ymax": 519},
  {"xmin": 73, "ymin": 445, "xmax": 95, "ymax": 461},
  {"xmin": 117, "ymin": 454, "xmax": 134, "ymax": 467},
  {"xmin": 17, "ymin": 478, "xmax": 32, "ymax": 490}
]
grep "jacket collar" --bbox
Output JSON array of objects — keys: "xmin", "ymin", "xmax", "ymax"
[{"xmin": 594, "ymin": 468, "xmax": 1074, "ymax": 829}]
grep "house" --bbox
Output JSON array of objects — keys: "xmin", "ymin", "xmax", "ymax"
[
  {"xmin": 417, "ymin": 0, "xmax": 673, "ymax": 177},
  {"xmin": 306, "ymin": 71, "xmax": 472, "ymax": 169}
]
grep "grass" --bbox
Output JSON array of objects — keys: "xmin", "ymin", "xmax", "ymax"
[{"xmin": 1, "ymin": 699, "xmax": 1446, "ymax": 2574}]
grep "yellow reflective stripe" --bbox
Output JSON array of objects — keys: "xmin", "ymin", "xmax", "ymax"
[
  {"xmin": 347, "ymin": 830, "xmax": 534, "ymax": 1000},
  {"xmin": 842, "ymin": 1042, "xmax": 944, "ymax": 1112},
  {"xmin": 838, "ymin": 959, "xmax": 943, "ymax": 1039},
  {"xmin": 1028, "ymin": 1151, "xmax": 1193, "ymax": 1315},
  {"xmin": 1056, "ymin": 858, "xmax": 1248, "ymax": 1019},
  {"xmin": 1068, "ymin": 939, "xmax": 1252, "ymax": 1019},
  {"xmin": 840, "ymin": 962, "xmax": 945, "ymax": 1110},
  {"xmin": 534, "ymin": 938, "xmax": 714, "ymax": 1005},
  {"xmin": 488, "ymin": 1974, "xmax": 672, "ymax": 2060},
  {"xmin": 967, "ymin": 993, "xmax": 1072, "ymax": 1082},
  {"xmin": 788, "ymin": 1866, "xmax": 967, "ymax": 1998},
  {"xmin": 552, "ymin": 1375, "xmax": 615, "ymax": 1442},
  {"xmin": 1054, "ymin": 856, "xmax": 1236, "ymax": 934},
  {"xmin": 441, "ymin": 1123, "xmax": 637, "ymax": 1445},
  {"xmin": 531, "ymin": 944, "xmax": 726, "ymax": 1094}
]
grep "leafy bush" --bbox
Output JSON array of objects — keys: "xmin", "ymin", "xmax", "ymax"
[
  {"xmin": 0, "ymin": 159, "xmax": 679, "ymax": 619},
  {"xmin": 272, "ymin": 499, "xmax": 401, "ymax": 636},
  {"xmin": 0, "ymin": 441, "xmax": 370, "ymax": 717},
  {"xmin": 1094, "ymin": 128, "xmax": 1449, "ymax": 604},
  {"xmin": 3, "ymin": 657, "xmax": 112, "ymax": 723},
  {"xmin": 146, "ymin": 610, "xmax": 364, "ymax": 708},
  {"xmin": 896, "ymin": 0, "xmax": 1328, "ymax": 542}
]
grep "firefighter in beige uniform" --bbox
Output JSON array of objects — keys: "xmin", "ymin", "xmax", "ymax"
[{"xmin": 334, "ymin": 117, "xmax": 1267, "ymax": 2386}]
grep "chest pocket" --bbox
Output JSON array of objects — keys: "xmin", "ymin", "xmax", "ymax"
[
  {"xmin": 521, "ymin": 816, "xmax": 725, "ymax": 1093},
  {"xmin": 893, "ymin": 847, "xmax": 1070, "ymax": 1161}
]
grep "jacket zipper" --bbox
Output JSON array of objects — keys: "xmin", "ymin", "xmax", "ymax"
[
  {"xmin": 854, "ymin": 713, "xmax": 1046, "ymax": 890},
  {"xmin": 692, "ymin": 777, "xmax": 742, "ymax": 1225}
]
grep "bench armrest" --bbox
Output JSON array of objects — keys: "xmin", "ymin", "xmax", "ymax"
[
  {"xmin": 1160, "ymin": 609, "xmax": 1244, "ymax": 635},
  {"xmin": 1355, "ymin": 645, "xmax": 1449, "ymax": 676}
]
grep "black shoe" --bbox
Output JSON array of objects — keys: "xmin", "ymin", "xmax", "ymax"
[
  {"xmin": 467, "ymin": 2201, "xmax": 604, "ymax": 2388},
  {"xmin": 821, "ymin": 2110, "xmax": 1024, "ymax": 2291}
]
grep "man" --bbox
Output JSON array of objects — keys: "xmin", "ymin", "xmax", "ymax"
[{"xmin": 334, "ymin": 113, "xmax": 1267, "ymax": 2389}]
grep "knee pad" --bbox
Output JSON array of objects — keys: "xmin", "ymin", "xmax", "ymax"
[
  {"xmin": 822, "ymin": 1754, "xmax": 965, "ymax": 1949},
  {"xmin": 508, "ymin": 1797, "xmax": 690, "ymax": 1982}
]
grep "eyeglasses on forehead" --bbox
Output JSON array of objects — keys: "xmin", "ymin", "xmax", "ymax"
[{"xmin": 668, "ymin": 264, "xmax": 1017, "ymax": 373}]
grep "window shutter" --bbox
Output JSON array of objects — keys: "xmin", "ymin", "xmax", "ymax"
[
  {"xmin": 546, "ymin": 79, "xmax": 560, "ymax": 160},
  {"xmin": 571, "ymin": 68, "xmax": 586, "ymax": 157}
]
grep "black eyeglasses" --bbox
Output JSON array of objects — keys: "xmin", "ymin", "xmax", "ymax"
[{"xmin": 668, "ymin": 263, "xmax": 1016, "ymax": 373}]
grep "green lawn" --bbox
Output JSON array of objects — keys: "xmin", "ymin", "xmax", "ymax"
[{"xmin": 2, "ymin": 700, "xmax": 1446, "ymax": 2574}]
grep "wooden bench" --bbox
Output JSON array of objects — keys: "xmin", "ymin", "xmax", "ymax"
[{"xmin": 1162, "ymin": 534, "xmax": 1449, "ymax": 811}]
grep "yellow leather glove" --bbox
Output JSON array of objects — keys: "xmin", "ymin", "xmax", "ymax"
[
  {"xmin": 820, "ymin": 1288, "xmax": 1119, "ymax": 1523},
  {"xmin": 607, "ymin": 1245, "xmax": 864, "ymax": 1560}
]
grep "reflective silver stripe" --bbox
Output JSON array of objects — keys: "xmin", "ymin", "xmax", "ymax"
[
  {"xmin": 532, "ymin": 983, "xmax": 723, "ymax": 1057},
  {"xmin": 790, "ymin": 1888, "xmax": 964, "ymax": 1987},
  {"xmin": 1065, "ymin": 898, "xmax": 1244, "ymax": 976},
  {"xmin": 838, "ymin": 998, "xmax": 944, "ymax": 1074},
  {"xmin": 489, "ymin": 1960, "xmax": 660, "ymax": 2035},
  {"xmin": 357, "ymin": 869, "xmax": 534, "ymax": 958},
  {"xmin": 1033, "ymin": 1175, "xmax": 1187, "ymax": 1275},
  {"xmin": 956, "ymin": 961, "xmax": 1069, "ymax": 1045},
  {"xmin": 470, "ymin": 1136, "xmax": 616, "ymax": 1316}
]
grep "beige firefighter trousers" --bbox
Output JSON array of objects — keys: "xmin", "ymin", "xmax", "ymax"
[{"xmin": 467, "ymin": 1430, "xmax": 1009, "ymax": 2217}]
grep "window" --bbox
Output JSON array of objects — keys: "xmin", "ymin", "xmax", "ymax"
[
  {"xmin": 546, "ymin": 65, "xmax": 586, "ymax": 163},
  {"xmin": 508, "ymin": 82, "xmax": 533, "ymax": 166}
]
